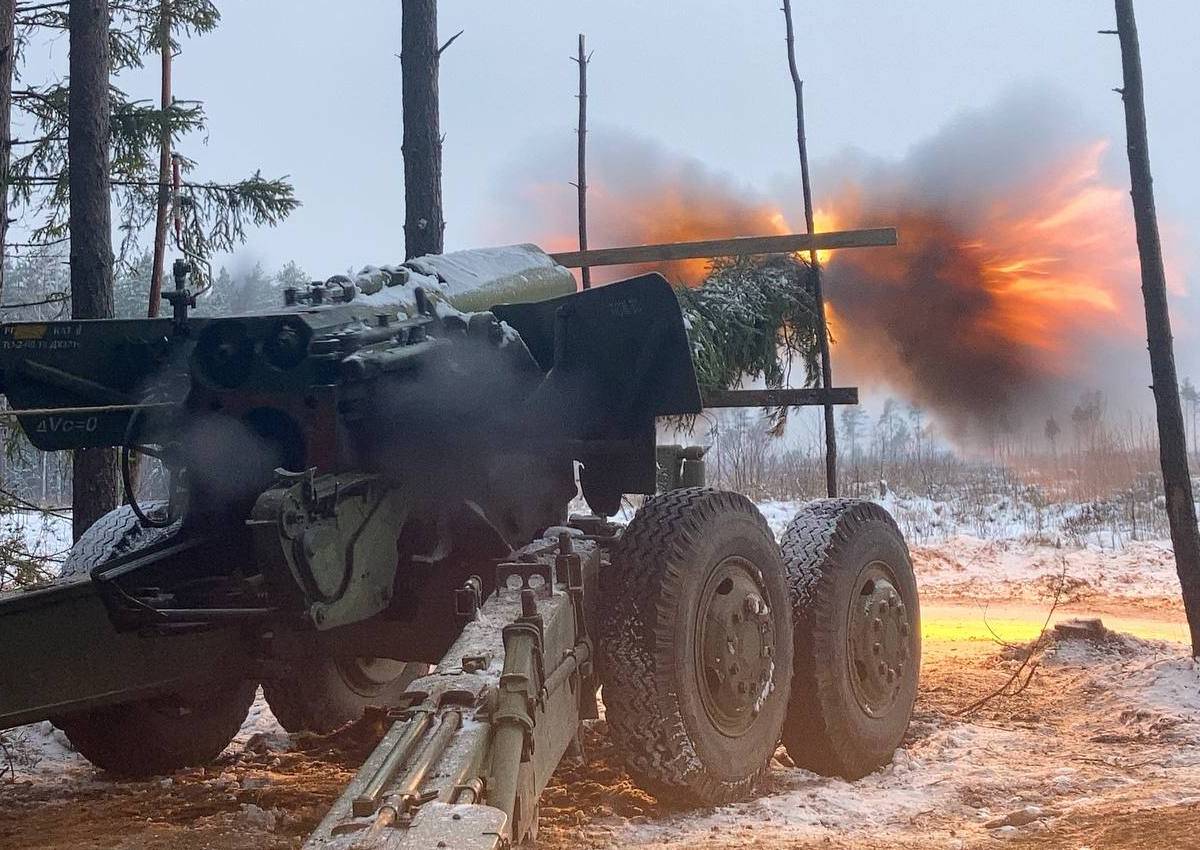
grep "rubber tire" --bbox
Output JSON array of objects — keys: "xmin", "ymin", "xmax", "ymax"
[
  {"xmin": 263, "ymin": 657, "xmax": 426, "ymax": 734},
  {"xmin": 55, "ymin": 683, "xmax": 258, "ymax": 777},
  {"xmin": 58, "ymin": 500, "xmax": 176, "ymax": 579},
  {"xmin": 780, "ymin": 499, "xmax": 920, "ymax": 780},
  {"xmin": 600, "ymin": 488, "xmax": 794, "ymax": 805},
  {"xmin": 52, "ymin": 502, "xmax": 256, "ymax": 777}
]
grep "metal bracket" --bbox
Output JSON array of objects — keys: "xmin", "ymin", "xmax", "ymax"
[
  {"xmin": 495, "ymin": 560, "xmax": 556, "ymax": 599},
  {"xmin": 454, "ymin": 575, "xmax": 483, "ymax": 623}
]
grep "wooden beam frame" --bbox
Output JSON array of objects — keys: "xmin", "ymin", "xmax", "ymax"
[
  {"xmin": 701, "ymin": 387, "xmax": 859, "ymax": 408},
  {"xmin": 549, "ymin": 227, "xmax": 896, "ymax": 269}
]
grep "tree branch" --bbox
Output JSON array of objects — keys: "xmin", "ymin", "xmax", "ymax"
[
  {"xmin": 0, "ymin": 292, "xmax": 69, "ymax": 309},
  {"xmin": 0, "ymin": 485, "xmax": 72, "ymax": 518},
  {"xmin": 437, "ymin": 28, "xmax": 463, "ymax": 56},
  {"xmin": 954, "ymin": 560, "xmax": 1068, "ymax": 717}
]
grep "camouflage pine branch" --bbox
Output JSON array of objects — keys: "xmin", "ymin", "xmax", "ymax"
[{"xmin": 676, "ymin": 253, "xmax": 824, "ymax": 431}]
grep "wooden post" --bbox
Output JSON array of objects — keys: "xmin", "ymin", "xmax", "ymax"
[
  {"xmin": 68, "ymin": 0, "xmax": 118, "ymax": 539},
  {"xmin": 573, "ymin": 34, "xmax": 591, "ymax": 289},
  {"xmin": 1113, "ymin": 0, "xmax": 1200, "ymax": 654},
  {"xmin": 0, "ymin": 0, "xmax": 13, "ymax": 301},
  {"xmin": 782, "ymin": 0, "xmax": 837, "ymax": 497},
  {"xmin": 147, "ymin": 0, "xmax": 172, "ymax": 318},
  {"xmin": 401, "ymin": 0, "xmax": 446, "ymax": 259}
]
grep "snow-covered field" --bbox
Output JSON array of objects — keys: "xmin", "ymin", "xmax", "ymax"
[
  {"xmin": 1, "ymin": 493, "xmax": 1194, "ymax": 849},
  {"xmin": 759, "ymin": 493, "xmax": 1184, "ymax": 606},
  {"xmin": 7, "ymin": 625, "xmax": 1197, "ymax": 850},
  {"xmin": 759, "ymin": 488, "xmax": 1177, "ymax": 550},
  {"xmin": 548, "ymin": 632, "xmax": 1200, "ymax": 849}
]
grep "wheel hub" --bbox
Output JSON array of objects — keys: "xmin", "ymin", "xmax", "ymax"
[
  {"xmin": 848, "ymin": 566, "xmax": 912, "ymax": 716},
  {"xmin": 335, "ymin": 656, "xmax": 411, "ymax": 696},
  {"xmin": 695, "ymin": 557, "xmax": 778, "ymax": 736}
]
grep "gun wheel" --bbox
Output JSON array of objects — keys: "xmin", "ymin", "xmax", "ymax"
[
  {"xmin": 263, "ymin": 654, "xmax": 425, "ymax": 734},
  {"xmin": 780, "ymin": 499, "xmax": 920, "ymax": 779},
  {"xmin": 600, "ymin": 488, "xmax": 793, "ymax": 805},
  {"xmin": 55, "ymin": 684, "xmax": 257, "ymax": 777},
  {"xmin": 52, "ymin": 502, "xmax": 255, "ymax": 776}
]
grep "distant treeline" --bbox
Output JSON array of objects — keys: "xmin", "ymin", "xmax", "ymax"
[{"xmin": 0, "ymin": 251, "xmax": 311, "ymax": 322}]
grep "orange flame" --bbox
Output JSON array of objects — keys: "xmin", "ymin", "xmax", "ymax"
[
  {"xmin": 828, "ymin": 141, "xmax": 1140, "ymax": 360},
  {"xmin": 520, "ymin": 135, "xmax": 1175, "ymax": 435},
  {"xmin": 814, "ymin": 139, "xmax": 1157, "ymax": 433}
]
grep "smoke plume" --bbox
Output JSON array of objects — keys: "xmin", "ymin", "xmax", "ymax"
[{"xmin": 492, "ymin": 89, "xmax": 1189, "ymax": 443}]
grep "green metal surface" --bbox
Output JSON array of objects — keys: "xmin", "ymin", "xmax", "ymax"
[
  {"xmin": 249, "ymin": 473, "xmax": 410, "ymax": 630},
  {"xmin": 0, "ymin": 577, "xmax": 250, "ymax": 728},
  {"xmin": 304, "ymin": 536, "xmax": 600, "ymax": 849},
  {"xmin": 695, "ymin": 556, "xmax": 778, "ymax": 736},
  {"xmin": 847, "ymin": 564, "xmax": 912, "ymax": 718}
]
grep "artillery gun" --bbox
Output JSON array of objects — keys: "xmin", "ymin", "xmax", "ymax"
[{"xmin": 0, "ymin": 234, "xmax": 919, "ymax": 849}]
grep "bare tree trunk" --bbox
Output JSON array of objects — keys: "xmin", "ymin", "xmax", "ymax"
[
  {"xmin": 574, "ymin": 33, "xmax": 591, "ymax": 290},
  {"xmin": 147, "ymin": 0, "xmax": 172, "ymax": 318},
  {"xmin": 68, "ymin": 0, "xmax": 117, "ymax": 540},
  {"xmin": 781, "ymin": 0, "xmax": 837, "ymax": 497},
  {"xmin": 401, "ymin": 0, "xmax": 445, "ymax": 259},
  {"xmin": 1113, "ymin": 0, "xmax": 1200, "ymax": 653},
  {"xmin": 0, "ymin": 0, "xmax": 14, "ymax": 299}
]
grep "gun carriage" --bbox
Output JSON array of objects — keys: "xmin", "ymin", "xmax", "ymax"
[{"xmin": 0, "ymin": 233, "xmax": 918, "ymax": 849}]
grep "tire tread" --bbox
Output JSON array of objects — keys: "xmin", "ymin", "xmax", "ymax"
[
  {"xmin": 781, "ymin": 498, "xmax": 915, "ymax": 779},
  {"xmin": 602, "ymin": 487, "xmax": 783, "ymax": 804}
]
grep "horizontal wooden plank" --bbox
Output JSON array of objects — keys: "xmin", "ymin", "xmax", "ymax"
[
  {"xmin": 701, "ymin": 387, "xmax": 859, "ymax": 408},
  {"xmin": 549, "ymin": 228, "xmax": 896, "ymax": 269}
]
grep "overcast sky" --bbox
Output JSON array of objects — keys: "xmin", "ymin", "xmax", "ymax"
[
  {"xmin": 49, "ymin": 1, "xmax": 1185, "ymax": 278},
  {"xmin": 24, "ymin": 2, "xmax": 1200, "ymax": 382}
]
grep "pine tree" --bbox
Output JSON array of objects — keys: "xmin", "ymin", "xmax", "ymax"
[
  {"xmin": 839, "ymin": 406, "xmax": 866, "ymax": 462},
  {"xmin": 1182, "ymin": 378, "xmax": 1199, "ymax": 458},
  {"xmin": 5, "ymin": 2, "xmax": 298, "ymax": 294},
  {"xmin": 67, "ymin": 0, "xmax": 118, "ymax": 540},
  {"xmin": 401, "ymin": 0, "xmax": 445, "ymax": 259},
  {"xmin": 1044, "ymin": 416, "xmax": 1061, "ymax": 457},
  {"xmin": 0, "ymin": 0, "xmax": 14, "ymax": 300}
]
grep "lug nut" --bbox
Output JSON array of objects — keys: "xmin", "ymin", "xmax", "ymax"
[
  {"xmin": 873, "ymin": 641, "xmax": 882, "ymax": 655},
  {"xmin": 877, "ymin": 661, "xmax": 887, "ymax": 676},
  {"xmin": 872, "ymin": 618, "xmax": 883, "ymax": 632},
  {"xmin": 886, "ymin": 668, "xmax": 896, "ymax": 684},
  {"xmin": 744, "ymin": 595, "xmax": 763, "ymax": 615}
]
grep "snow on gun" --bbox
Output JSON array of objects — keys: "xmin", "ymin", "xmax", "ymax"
[{"xmin": 0, "ymin": 231, "xmax": 918, "ymax": 850}]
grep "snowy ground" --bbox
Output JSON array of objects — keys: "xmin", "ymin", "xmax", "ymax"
[
  {"xmin": 6, "ymin": 616, "xmax": 1196, "ymax": 850},
  {"xmin": 540, "ymin": 630, "xmax": 1200, "ymax": 850},
  {"xmin": 761, "ymin": 495, "xmax": 1184, "ymax": 606},
  {"xmin": 1, "ymin": 499, "xmax": 1195, "ymax": 849},
  {"xmin": 910, "ymin": 535, "xmax": 1182, "ymax": 606}
]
